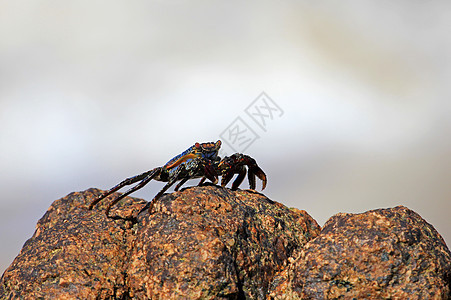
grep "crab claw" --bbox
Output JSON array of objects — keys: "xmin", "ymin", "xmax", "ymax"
[
  {"xmin": 248, "ymin": 165, "xmax": 267, "ymax": 190},
  {"xmin": 203, "ymin": 159, "xmax": 219, "ymax": 185},
  {"xmin": 220, "ymin": 164, "xmax": 247, "ymax": 190},
  {"xmin": 191, "ymin": 157, "xmax": 218, "ymax": 185},
  {"xmin": 219, "ymin": 153, "xmax": 267, "ymax": 191}
]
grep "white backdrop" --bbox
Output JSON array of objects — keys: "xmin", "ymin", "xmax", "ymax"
[{"xmin": 1, "ymin": 1, "xmax": 450, "ymax": 274}]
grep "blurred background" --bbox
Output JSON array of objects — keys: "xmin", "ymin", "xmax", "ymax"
[{"xmin": 1, "ymin": 1, "xmax": 450, "ymax": 274}]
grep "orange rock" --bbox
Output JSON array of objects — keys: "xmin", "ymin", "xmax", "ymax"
[
  {"xmin": 269, "ymin": 206, "xmax": 451, "ymax": 299},
  {"xmin": 0, "ymin": 186, "xmax": 319, "ymax": 299},
  {"xmin": 2, "ymin": 188, "xmax": 449, "ymax": 299}
]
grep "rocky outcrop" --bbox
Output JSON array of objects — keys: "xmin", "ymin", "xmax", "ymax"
[
  {"xmin": 1, "ymin": 186, "xmax": 450, "ymax": 299},
  {"xmin": 0, "ymin": 186, "xmax": 320, "ymax": 299},
  {"xmin": 268, "ymin": 206, "xmax": 451, "ymax": 299}
]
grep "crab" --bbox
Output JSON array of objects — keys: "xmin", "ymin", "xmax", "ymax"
[{"xmin": 88, "ymin": 140, "xmax": 267, "ymax": 217}]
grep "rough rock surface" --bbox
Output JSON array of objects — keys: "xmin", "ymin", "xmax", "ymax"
[
  {"xmin": 2, "ymin": 187, "xmax": 450, "ymax": 299},
  {"xmin": 268, "ymin": 206, "xmax": 451, "ymax": 299},
  {"xmin": 0, "ymin": 185, "xmax": 320, "ymax": 299}
]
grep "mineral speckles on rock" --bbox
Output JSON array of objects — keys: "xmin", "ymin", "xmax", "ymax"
[
  {"xmin": 0, "ymin": 186, "xmax": 320, "ymax": 299},
  {"xmin": 269, "ymin": 205, "xmax": 451, "ymax": 299},
  {"xmin": 2, "ymin": 188, "xmax": 450, "ymax": 299},
  {"xmin": 126, "ymin": 186, "xmax": 320, "ymax": 299},
  {"xmin": 0, "ymin": 189, "xmax": 146, "ymax": 299}
]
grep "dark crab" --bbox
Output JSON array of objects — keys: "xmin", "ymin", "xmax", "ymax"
[{"xmin": 89, "ymin": 140, "xmax": 267, "ymax": 217}]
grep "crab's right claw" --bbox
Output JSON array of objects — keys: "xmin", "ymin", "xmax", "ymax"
[
  {"xmin": 236, "ymin": 154, "xmax": 267, "ymax": 191},
  {"xmin": 248, "ymin": 166, "xmax": 267, "ymax": 191}
]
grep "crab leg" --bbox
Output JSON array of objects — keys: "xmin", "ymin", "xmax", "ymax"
[
  {"xmin": 220, "ymin": 169, "xmax": 234, "ymax": 188},
  {"xmin": 89, "ymin": 169, "xmax": 160, "ymax": 210},
  {"xmin": 231, "ymin": 166, "xmax": 247, "ymax": 190},
  {"xmin": 141, "ymin": 165, "xmax": 188, "ymax": 214},
  {"xmin": 197, "ymin": 177, "xmax": 207, "ymax": 186},
  {"xmin": 135, "ymin": 180, "xmax": 175, "ymax": 216},
  {"xmin": 203, "ymin": 160, "xmax": 219, "ymax": 184},
  {"xmin": 102, "ymin": 168, "xmax": 162, "ymax": 216},
  {"xmin": 175, "ymin": 157, "xmax": 218, "ymax": 191},
  {"xmin": 174, "ymin": 177, "xmax": 190, "ymax": 191}
]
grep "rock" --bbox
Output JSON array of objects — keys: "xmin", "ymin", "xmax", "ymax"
[
  {"xmin": 268, "ymin": 206, "xmax": 451, "ymax": 299},
  {"xmin": 0, "ymin": 185, "xmax": 320, "ymax": 299},
  {"xmin": 0, "ymin": 189, "xmax": 146, "ymax": 299},
  {"xmin": 2, "ymin": 188, "xmax": 450, "ymax": 299}
]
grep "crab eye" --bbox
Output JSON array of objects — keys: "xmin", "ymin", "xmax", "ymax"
[
  {"xmin": 215, "ymin": 140, "xmax": 222, "ymax": 149},
  {"xmin": 195, "ymin": 142, "xmax": 200, "ymax": 149}
]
